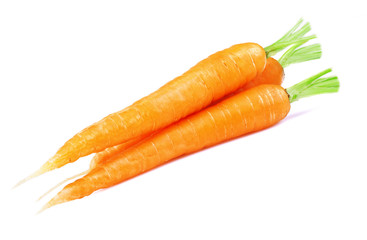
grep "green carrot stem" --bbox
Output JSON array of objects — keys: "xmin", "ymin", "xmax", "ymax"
[
  {"xmin": 268, "ymin": 18, "xmax": 304, "ymax": 48},
  {"xmin": 264, "ymin": 18, "xmax": 314, "ymax": 58},
  {"xmin": 278, "ymin": 42, "xmax": 322, "ymax": 68},
  {"xmin": 286, "ymin": 68, "xmax": 340, "ymax": 103}
]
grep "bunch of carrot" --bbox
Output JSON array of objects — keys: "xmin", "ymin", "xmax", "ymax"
[{"xmin": 15, "ymin": 19, "xmax": 339, "ymax": 212}]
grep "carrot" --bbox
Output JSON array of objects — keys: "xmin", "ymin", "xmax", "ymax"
[
  {"xmin": 90, "ymin": 42, "xmax": 321, "ymax": 169},
  {"xmin": 16, "ymin": 19, "xmax": 316, "ymax": 187},
  {"xmin": 40, "ymin": 69, "xmax": 339, "ymax": 211},
  {"xmin": 38, "ymin": 41, "xmax": 322, "ymax": 200}
]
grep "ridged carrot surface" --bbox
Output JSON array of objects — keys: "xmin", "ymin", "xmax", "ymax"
[
  {"xmin": 37, "ymin": 56, "xmax": 286, "ymax": 199},
  {"xmin": 44, "ymin": 84, "xmax": 290, "ymax": 208},
  {"xmin": 86, "ymin": 39, "xmax": 322, "ymax": 170},
  {"xmin": 38, "ymin": 43, "xmax": 266, "ymax": 173},
  {"xmin": 41, "ymin": 68, "xmax": 339, "ymax": 211},
  {"xmin": 242, "ymin": 57, "xmax": 284, "ymax": 90},
  {"xmin": 89, "ymin": 57, "xmax": 284, "ymax": 168}
]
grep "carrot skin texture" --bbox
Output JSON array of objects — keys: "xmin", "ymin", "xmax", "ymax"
[
  {"xmin": 37, "ymin": 56, "xmax": 285, "ymax": 196},
  {"xmin": 87, "ymin": 57, "xmax": 283, "ymax": 169},
  {"xmin": 46, "ymin": 84, "xmax": 290, "ymax": 208},
  {"xmin": 242, "ymin": 57, "xmax": 284, "ymax": 90},
  {"xmin": 211, "ymin": 57, "xmax": 284, "ymax": 105},
  {"xmin": 41, "ymin": 43, "xmax": 266, "ymax": 173}
]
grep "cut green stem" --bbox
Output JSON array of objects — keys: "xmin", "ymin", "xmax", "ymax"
[
  {"xmin": 286, "ymin": 68, "xmax": 340, "ymax": 103},
  {"xmin": 264, "ymin": 18, "xmax": 315, "ymax": 58},
  {"xmin": 278, "ymin": 42, "xmax": 322, "ymax": 68}
]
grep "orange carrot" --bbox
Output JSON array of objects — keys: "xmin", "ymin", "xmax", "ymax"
[
  {"xmin": 39, "ymin": 42, "xmax": 322, "ymax": 200},
  {"xmin": 89, "ymin": 48, "xmax": 316, "ymax": 170},
  {"xmin": 84, "ymin": 55, "xmax": 306, "ymax": 170},
  {"xmin": 40, "ymin": 69, "xmax": 339, "ymax": 211},
  {"xmin": 88, "ymin": 57, "xmax": 284, "ymax": 171},
  {"xmin": 16, "ymin": 19, "xmax": 316, "ymax": 187},
  {"xmin": 85, "ymin": 57, "xmax": 287, "ymax": 173}
]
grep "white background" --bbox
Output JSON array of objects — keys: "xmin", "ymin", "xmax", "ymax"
[{"xmin": 1, "ymin": 0, "xmax": 366, "ymax": 239}]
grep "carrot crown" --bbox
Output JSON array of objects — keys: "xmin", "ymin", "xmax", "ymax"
[
  {"xmin": 286, "ymin": 68, "xmax": 340, "ymax": 103},
  {"xmin": 264, "ymin": 18, "xmax": 316, "ymax": 58}
]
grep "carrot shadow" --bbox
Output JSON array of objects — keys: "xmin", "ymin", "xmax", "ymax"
[{"xmin": 284, "ymin": 109, "xmax": 313, "ymax": 121}]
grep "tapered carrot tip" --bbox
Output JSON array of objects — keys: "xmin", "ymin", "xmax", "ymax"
[
  {"xmin": 37, "ymin": 201, "xmax": 53, "ymax": 215},
  {"xmin": 13, "ymin": 160, "xmax": 55, "ymax": 189},
  {"xmin": 38, "ymin": 188, "xmax": 71, "ymax": 214},
  {"xmin": 37, "ymin": 170, "xmax": 88, "ymax": 201},
  {"xmin": 37, "ymin": 197, "xmax": 59, "ymax": 214},
  {"xmin": 37, "ymin": 198, "xmax": 62, "ymax": 214},
  {"xmin": 13, "ymin": 168, "xmax": 45, "ymax": 189}
]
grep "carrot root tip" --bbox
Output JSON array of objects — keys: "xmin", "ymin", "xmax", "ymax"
[
  {"xmin": 37, "ymin": 170, "xmax": 89, "ymax": 201},
  {"xmin": 13, "ymin": 168, "xmax": 46, "ymax": 189},
  {"xmin": 37, "ymin": 202, "xmax": 53, "ymax": 215}
]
